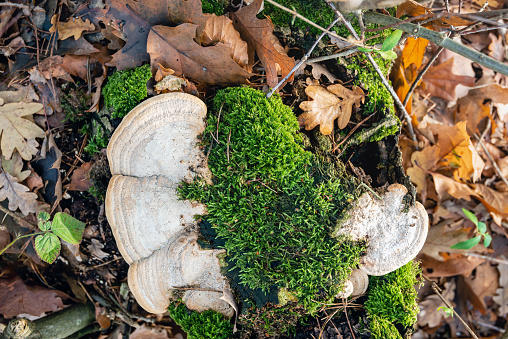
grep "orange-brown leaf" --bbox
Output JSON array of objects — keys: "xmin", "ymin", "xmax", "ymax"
[
  {"xmin": 196, "ymin": 14, "xmax": 249, "ymax": 68},
  {"xmin": 402, "ymin": 37, "xmax": 428, "ymax": 70},
  {"xmin": 472, "ymin": 184, "xmax": 508, "ymax": 218},
  {"xmin": 390, "ymin": 51, "xmax": 414, "ymax": 115},
  {"xmin": 49, "ymin": 15, "xmax": 95, "ymax": 41},
  {"xmin": 298, "ymin": 85, "xmax": 365, "ymax": 135},
  {"xmin": 420, "ymin": 253, "xmax": 484, "ymax": 278},
  {"xmin": 421, "ymin": 58, "xmax": 476, "ymax": 102},
  {"xmin": 147, "ymin": 24, "xmax": 251, "ymax": 85},
  {"xmin": 396, "ymin": 0, "xmax": 430, "ymax": 18},
  {"xmin": 230, "ymin": 0, "xmax": 295, "ymax": 88}
]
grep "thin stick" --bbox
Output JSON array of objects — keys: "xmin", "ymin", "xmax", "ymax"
[
  {"xmin": 263, "ymin": 0, "xmax": 353, "ymax": 45},
  {"xmin": 267, "ymin": 17, "xmax": 340, "ymax": 97},
  {"xmin": 422, "ymin": 274, "xmax": 480, "ymax": 339},
  {"xmin": 402, "ymin": 46, "xmax": 445, "ymax": 109},
  {"xmin": 307, "ymin": 47, "xmax": 358, "ymax": 63},
  {"xmin": 363, "ymin": 12, "xmax": 508, "ymax": 76},
  {"xmin": 464, "ymin": 252, "xmax": 508, "ymax": 266},
  {"xmin": 326, "ymin": 2, "xmax": 417, "ymax": 144},
  {"xmin": 331, "ymin": 112, "xmax": 376, "ymax": 153},
  {"xmin": 474, "ymin": 134, "xmax": 508, "ymax": 188}
]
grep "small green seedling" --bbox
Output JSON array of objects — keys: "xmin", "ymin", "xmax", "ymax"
[
  {"xmin": 450, "ymin": 208, "xmax": 492, "ymax": 250},
  {"xmin": 0, "ymin": 212, "xmax": 85, "ymax": 264},
  {"xmin": 357, "ymin": 29, "xmax": 403, "ymax": 60},
  {"xmin": 437, "ymin": 306, "xmax": 454, "ymax": 317}
]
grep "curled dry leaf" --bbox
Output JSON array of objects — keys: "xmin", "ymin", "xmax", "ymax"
[
  {"xmin": 196, "ymin": 14, "xmax": 249, "ymax": 69},
  {"xmin": 49, "ymin": 15, "xmax": 95, "ymax": 41},
  {"xmin": 154, "ymin": 63, "xmax": 175, "ymax": 82},
  {"xmin": 299, "ymin": 84, "xmax": 365, "ymax": 135},
  {"xmin": 155, "ymin": 75, "xmax": 187, "ymax": 93},
  {"xmin": 0, "ymin": 172, "xmax": 38, "ymax": 215},
  {"xmin": 230, "ymin": 0, "xmax": 295, "ymax": 88},
  {"xmin": 0, "ymin": 101, "xmax": 45, "ymax": 160},
  {"xmin": 148, "ymin": 24, "xmax": 251, "ymax": 85},
  {"xmin": 66, "ymin": 162, "xmax": 93, "ymax": 192}
]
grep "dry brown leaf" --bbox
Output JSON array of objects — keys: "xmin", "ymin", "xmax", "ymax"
[
  {"xmin": 431, "ymin": 173, "xmax": 474, "ymax": 202},
  {"xmin": 2, "ymin": 152, "xmax": 30, "ymax": 182},
  {"xmin": 147, "ymin": 24, "xmax": 251, "ymax": 85},
  {"xmin": 0, "ymin": 86, "xmax": 39, "ymax": 105},
  {"xmin": 101, "ymin": 25, "xmax": 125, "ymax": 50},
  {"xmin": 420, "ymin": 221, "xmax": 488, "ymax": 261},
  {"xmin": 397, "ymin": 0, "xmax": 472, "ymax": 27},
  {"xmin": 196, "ymin": 14, "xmax": 249, "ymax": 68},
  {"xmin": 462, "ymin": 262, "xmax": 499, "ymax": 314},
  {"xmin": 454, "ymin": 82, "xmax": 508, "ymax": 135},
  {"xmin": 87, "ymin": 239, "xmax": 109, "ymax": 260},
  {"xmin": 35, "ymin": 56, "xmax": 74, "ymax": 83},
  {"xmin": 420, "ymin": 253, "xmax": 484, "ymax": 278},
  {"xmin": 130, "ymin": 324, "xmax": 175, "ymax": 339},
  {"xmin": 390, "ymin": 50, "xmax": 414, "ymax": 116},
  {"xmin": 418, "ymin": 280, "xmax": 456, "ymax": 328},
  {"xmin": 0, "ymin": 101, "xmax": 45, "ymax": 160},
  {"xmin": 154, "ymin": 63, "xmax": 175, "ymax": 82},
  {"xmin": 49, "ymin": 15, "xmax": 95, "ymax": 41},
  {"xmin": 298, "ymin": 84, "xmax": 365, "ymax": 135},
  {"xmin": 66, "ymin": 162, "xmax": 93, "ymax": 192},
  {"xmin": 421, "ymin": 58, "xmax": 476, "ymax": 102},
  {"xmin": 230, "ymin": 0, "xmax": 295, "ymax": 88},
  {"xmin": 0, "ymin": 275, "xmax": 66, "ymax": 319},
  {"xmin": 472, "ymin": 184, "xmax": 508, "ymax": 218},
  {"xmin": 155, "ymin": 75, "xmax": 187, "ymax": 93},
  {"xmin": 0, "ymin": 172, "xmax": 38, "ymax": 215}
]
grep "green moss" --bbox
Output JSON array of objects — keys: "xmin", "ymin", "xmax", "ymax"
[
  {"xmin": 180, "ymin": 87, "xmax": 365, "ymax": 311},
  {"xmin": 365, "ymin": 261, "xmax": 422, "ymax": 339},
  {"xmin": 262, "ymin": 0, "xmax": 334, "ymax": 33},
  {"xmin": 201, "ymin": 0, "xmax": 228, "ymax": 15},
  {"xmin": 102, "ymin": 64, "xmax": 152, "ymax": 118},
  {"xmin": 369, "ymin": 315, "xmax": 403, "ymax": 339},
  {"xmin": 168, "ymin": 303, "xmax": 233, "ymax": 339},
  {"xmin": 83, "ymin": 120, "xmax": 108, "ymax": 155}
]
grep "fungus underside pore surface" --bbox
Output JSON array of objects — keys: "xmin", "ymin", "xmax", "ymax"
[{"xmin": 179, "ymin": 87, "xmax": 366, "ymax": 314}]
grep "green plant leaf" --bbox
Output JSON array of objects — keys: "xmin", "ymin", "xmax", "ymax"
[
  {"xmin": 357, "ymin": 46, "xmax": 373, "ymax": 53},
  {"xmin": 462, "ymin": 208, "xmax": 478, "ymax": 226},
  {"xmin": 484, "ymin": 234, "xmax": 492, "ymax": 247},
  {"xmin": 377, "ymin": 50, "xmax": 397, "ymax": 60},
  {"xmin": 437, "ymin": 306, "xmax": 454, "ymax": 317},
  {"xmin": 450, "ymin": 235, "xmax": 482, "ymax": 250},
  {"xmin": 380, "ymin": 29, "xmax": 403, "ymax": 51},
  {"xmin": 477, "ymin": 221, "xmax": 486, "ymax": 234},
  {"xmin": 51, "ymin": 212, "xmax": 85, "ymax": 244},
  {"xmin": 39, "ymin": 221, "xmax": 51, "ymax": 231},
  {"xmin": 35, "ymin": 233, "xmax": 61, "ymax": 264},
  {"xmin": 38, "ymin": 211, "xmax": 50, "ymax": 222}
]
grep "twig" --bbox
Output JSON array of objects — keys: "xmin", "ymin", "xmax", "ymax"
[
  {"xmin": 326, "ymin": 2, "xmax": 417, "ymax": 144},
  {"xmin": 307, "ymin": 47, "xmax": 358, "ymax": 63},
  {"xmin": 263, "ymin": 0, "xmax": 353, "ymax": 45},
  {"xmin": 402, "ymin": 46, "xmax": 445, "ymax": 109},
  {"xmin": 474, "ymin": 134, "xmax": 508, "ymax": 188},
  {"xmin": 422, "ymin": 274, "xmax": 480, "ymax": 339},
  {"xmin": 363, "ymin": 12, "xmax": 508, "ymax": 76},
  {"xmin": 464, "ymin": 252, "xmax": 508, "ymax": 266},
  {"xmin": 267, "ymin": 16, "xmax": 341, "ymax": 97},
  {"xmin": 343, "ymin": 298, "xmax": 356, "ymax": 339},
  {"xmin": 0, "ymin": 11, "xmax": 22, "ymax": 38},
  {"xmin": 331, "ymin": 112, "xmax": 376, "ymax": 153}
]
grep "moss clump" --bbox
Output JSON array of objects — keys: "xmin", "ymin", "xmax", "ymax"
[
  {"xmin": 168, "ymin": 303, "xmax": 233, "ymax": 339},
  {"xmin": 201, "ymin": 0, "xmax": 228, "ymax": 15},
  {"xmin": 180, "ymin": 87, "xmax": 365, "ymax": 311},
  {"xmin": 365, "ymin": 261, "xmax": 422, "ymax": 339},
  {"xmin": 102, "ymin": 64, "xmax": 152, "ymax": 118}
]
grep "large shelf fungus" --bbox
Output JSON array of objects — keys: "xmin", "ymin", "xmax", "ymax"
[
  {"xmin": 105, "ymin": 93, "xmax": 232, "ymax": 317},
  {"xmin": 334, "ymin": 184, "xmax": 429, "ymax": 276}
]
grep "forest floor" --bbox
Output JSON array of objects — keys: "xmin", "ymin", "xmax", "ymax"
[{"xmin": 0, "ymin": 0, "xmax": 508, "ymax": 338}]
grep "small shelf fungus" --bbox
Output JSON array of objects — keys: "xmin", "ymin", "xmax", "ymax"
[
  {"xmin": 334, "ymin": 184, "xmax": 429, "ymax": 276},
  {"xmin": 105, "ymin": 93, "xmax": 233, "ymax": 317}
]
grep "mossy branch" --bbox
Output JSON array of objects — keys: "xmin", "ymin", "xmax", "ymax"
[{"xmin": 363, "ymin": 11, "xmax": 508, "ymax": 76}]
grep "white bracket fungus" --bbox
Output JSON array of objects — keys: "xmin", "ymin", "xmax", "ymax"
[
  {"xmin": 105, "ymin": 93, "xmax": 232, "ymax": 316},
  {"xmin": 334, "ymin": 184, "xmax": 428, "ymax": 276}
]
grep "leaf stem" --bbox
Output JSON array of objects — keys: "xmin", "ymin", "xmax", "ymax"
[{"xmin": 0, "ymin": 231, "xmax": 45, "ymax": 256}]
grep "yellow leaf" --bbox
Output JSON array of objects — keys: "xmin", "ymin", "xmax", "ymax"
[
  {"xmin": 49, "ymin": 15, "xmax": 95, "ymax": 41},
  {"xmin": 298, "ymin": 85, "xmax": 365, "ymax": 135},
  {"xmin": 402, "ymin": 37, "xmax": 428, "ymax": 70}
]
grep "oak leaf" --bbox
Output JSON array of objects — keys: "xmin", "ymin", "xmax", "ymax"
[
  {"xmin": 0, "ymin": 275, "xmax": 66, "ymax": 319},
  {"xmin": 299, "ymin": 85, "xmax": 365, "ymax": 135},
  {"xmin": 49, "ymin": 15, "xmax": 95, "ymax": 41},
  {"xmin": 196, "ymin": 14, "xmax": 249, "ymax": 68},
  {"xmin": 0, "ymin": 102, "xmax": 45, "ymax": 160},
  {"xmin": 0, "ymin": 172, "xmax": 37, "ymax": 215},
  {"xmin": 230, "ymin": 0, "xmax": 295, "ymax": 88},
  {"xmin": 421, "ymin": 58, "xmax": 476, "ymax": 102},
  {"xmin": 147, "ymin": 24, "xmax": 251, "ymax": 85},
  {"xmin": 462, "ymin": 262, "xmax": 499, "ymax": 314},
  {"xmin": 2, "ymin": 152, "xmax": 31, "ymax": 182}
]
